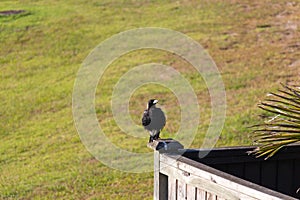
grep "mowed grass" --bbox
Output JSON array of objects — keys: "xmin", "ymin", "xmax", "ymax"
[{"xmin": 1, "ymin": 0, "xmax": 300, "ymax": 199}]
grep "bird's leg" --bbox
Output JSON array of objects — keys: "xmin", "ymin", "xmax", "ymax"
[
  {"xmin": 153, "ymin": 131, "xmax": 160, "ymax": 140},
  {"xmin": 149, "ymin": 136, "xmax": 153, "ymax": 143}
]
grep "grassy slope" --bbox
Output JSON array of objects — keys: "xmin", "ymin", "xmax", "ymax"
[{"xmin": 0, "ymin": 0, "xmax": 299, "ymax": 199}]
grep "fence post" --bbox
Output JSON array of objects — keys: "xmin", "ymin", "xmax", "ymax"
[{"xmin": 148, "ymin": 139, "xmax": 184, "ymax": 200}]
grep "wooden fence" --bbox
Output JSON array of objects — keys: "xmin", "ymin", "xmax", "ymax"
[{"xmin": 150, "ymin": 140, "xmax": 299, "ymax": 200}]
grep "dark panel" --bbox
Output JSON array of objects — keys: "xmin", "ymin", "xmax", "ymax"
[
  {"xmin": 175, "ymin": 154, "xmax": 297, "ymax": 200},
  {"xmin": 200, "ymin": 154, "xmax": 258, "ymax": 165},
  {"xmin": 292, "ymin": 160, "xmax": 300, "ymax": 199},
  {"xmin": 225, "ymin": 163, "xmax": 245, "ymax": 178},
  {"xmin": 159, "ymin": 173, "xmax": 168, "ymax": 200},
  {"xmin": 182, "ymin": 145, "xmax": 300, "ymax": 165},
  {"xmin": 261, "ymin": 160, "xmax": 277, "ymax": 190},
  {"xmin": 277, "ymin": 160, "xmax": 294, "ymax": 196},
  {"xmin": 244, "ymin": 162, "xmax": 261, "ymax": 184},
  {"xmin": 181, "ymin": 145, "xmax": 300, "ymax": 198},
  {"xmin": 182, "ymin": 147, "xmax": 256, "ymax": 164},
  {"xmin": 210, "ymin": 163, "xmax": 228, "ymax": 173}
]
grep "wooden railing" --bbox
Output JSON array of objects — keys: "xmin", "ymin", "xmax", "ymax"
[{"xmin": 148, "ymin": 139, "xmax": 297, "ymax": 200}]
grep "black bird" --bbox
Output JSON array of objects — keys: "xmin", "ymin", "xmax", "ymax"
[{"xmin": 142, "ymin": 99, "xmax": 166, "ymax": 143}]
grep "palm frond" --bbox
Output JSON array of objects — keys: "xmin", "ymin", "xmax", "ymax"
[{"xmin": 250, "ymin": 84, "xmax": 300, "ymax": 159}]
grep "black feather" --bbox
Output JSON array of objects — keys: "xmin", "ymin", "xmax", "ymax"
[{"xmin": 142, "ymin": 110, "xmax": 151, "ymax": 126}]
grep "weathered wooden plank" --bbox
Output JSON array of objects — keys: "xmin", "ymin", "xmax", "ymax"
[
  {"xmin": 160, "ymin": 162, "xmax": 248, "ymax": 200},
  {"xmin": 168, "ymin": 176, "xmax": 177, "ymax": 200},
  {"xmin": 177, "ymin": 179, "xmax": 186, "ymax": 200},
  {"xmin": 154, "ymin": 151, "xmax": 167, "ymax": 200},
  {"xmin": 196, "ymin": 187, "xmax": 207, "ymax": 200},
  {"xmin": 154, "ymin": 151, "xmax": 160, "ymax": 200},
  {"xmin": 206, "ymin": 192, "xmax": 217, "ymax": 200},
  {"xmin": 160, "ymin": 153, "xmax": 297, "ymax": 200},
  {"xmin": 186, "ymin": 184, "xmax": 196, "ymax": 200}
]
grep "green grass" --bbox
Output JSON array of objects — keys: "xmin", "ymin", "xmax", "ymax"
[{"xmin": 1, "ymin": 0, "xmax": 300, "ymax": 199}]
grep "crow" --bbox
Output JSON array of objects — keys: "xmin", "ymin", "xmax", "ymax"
[{"xmin": 142, "ymin": 99, "xmax": 166, "ymax": 143}]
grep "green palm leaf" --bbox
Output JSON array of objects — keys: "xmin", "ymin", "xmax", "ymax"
[{"xmin": 250, "ymin": 84, "xmax": 300, "ymax": 159}]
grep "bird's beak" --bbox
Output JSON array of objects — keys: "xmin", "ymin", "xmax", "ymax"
[{"xmin": 153, "ymin": 99, "xmax": 158, "ymax": 104}]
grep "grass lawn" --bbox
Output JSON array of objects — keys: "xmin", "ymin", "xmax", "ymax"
[{"xmin": 1, "ymin": 0, "xmax": 299, "ymax": 199}]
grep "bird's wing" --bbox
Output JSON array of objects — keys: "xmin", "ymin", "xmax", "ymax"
[
  {"xmin": 149, "ymin": 107, "xmax": 166, "ymax": 130},
  {"xmin": 157, "ymin": 108, "xmax": 166, "ymax": 127},
  {"xmin": 142, "ymin": 110, "xmax": 151, "ymax": 126}
]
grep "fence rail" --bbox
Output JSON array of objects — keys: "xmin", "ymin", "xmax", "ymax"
[{"xmin": 150, "ymin": 140, "xmax": 299, "ymax": 200}]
